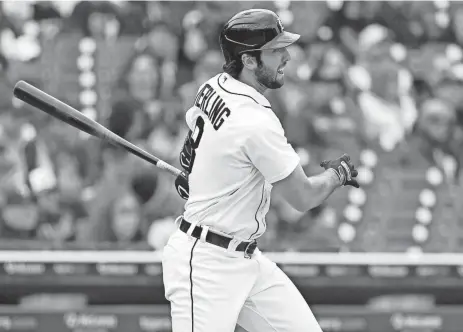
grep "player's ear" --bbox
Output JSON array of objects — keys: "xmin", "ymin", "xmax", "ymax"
[{"xmin": 241, "ymin": 53, "xmax": 256, "ymax": 70}]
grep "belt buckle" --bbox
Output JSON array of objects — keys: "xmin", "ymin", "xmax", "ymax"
[{"xmin": 244, "ymin": 240, "xmax": 257, "ymax": 259}]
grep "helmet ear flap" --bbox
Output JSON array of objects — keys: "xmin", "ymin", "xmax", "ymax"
[
  {"xmin": 220, "ymin": 44, "xmax": 233, "ymax": 64},
  {"xmin": 219, "ymin": 31, "xmax": 232, "ymax": 63}
]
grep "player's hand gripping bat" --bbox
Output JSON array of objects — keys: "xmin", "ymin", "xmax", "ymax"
[{"xmin": 13, "ymin": 80, "xmax": 189, "ymax": 199}]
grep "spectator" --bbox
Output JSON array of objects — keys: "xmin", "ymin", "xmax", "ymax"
[
  {"xmin": 0, "ymin": 53, "xmax": 13, "ymax": 112},
  {"xmin": 111, "ymin": 51, "xmax": 166, "ymax": 147},
  {"xmin": 349, "ymin": 58, "xmax": 418, "ymax": 151},
  {"xmin": 35, "ymin": 187, "xmax": 87, "ymax": 243},
  {"xmin": 107, "ymin": 97, "xmax": 146, "ymax": 142},
  {"xmin": 411, "ymin": 78, "xmax": 434, "ymax": 108},
  {"xmin": 32, "ymin": 2, "xmax": 62, "ymax": 22},
  {"xmin": 88, "ymin": 186, "xmax": 148, "ymax": 245},
  {"xmin": 108, "ymin": 190, "xmax": 145, "ymax": 243},
  {"xmin": 113, "ymin": 1, "xmax": 147, "ymax": 36},
  {"xmin": 0, "ymin": 115, "xmax": 31, "ymax": 196},
  {"xmin": 54, "ymin": 148, "xmax": 89, "ymax": 198},
  {"xmin": 131, "ymin": 171, "xmax": 158, "ymax": 206},
  {"xmin": 63, "ymin": 1, "xmax": 121, "ymax": 38},
  {"xmin": 0, "ymin": 192, "xmax": 38, "ymax": 240},
  {"xmin": 0, "ymin": 128, "xmax": 22, "ymax": 196},
  {"xmin": 400, "ymin": 99, "xmax": 461, "ymax": 181},
  {"xmin": 144, "ymin": 22, "xmax": 179, "ymax": 98},
  {"xmin": 116, "ymin": 50, "xmax": 161, "ymax": 104}
]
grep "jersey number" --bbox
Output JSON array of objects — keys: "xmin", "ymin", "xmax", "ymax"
[{"xmin": 187, "ymin": 116, "xmax": 205, "ymax": 173}]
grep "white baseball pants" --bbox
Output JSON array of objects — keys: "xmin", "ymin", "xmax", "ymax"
[{"xmin": 162, "ymin": 229, "xmax": 323, "ymax": 332}]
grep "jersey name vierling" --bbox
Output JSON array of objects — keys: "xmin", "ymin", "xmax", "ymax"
[{"xmin": 194, "ymin": 83, "xmax": 230, "ymax": 131}]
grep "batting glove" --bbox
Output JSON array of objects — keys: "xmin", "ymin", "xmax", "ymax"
[
  {"xmin": 175, "ymin": 130, "xmax": 195, "ymax": 200},
  {"xmin": 320, "ymin": 154, "xmax": 359, "ymax": 188},
  {"xmin": 175, "ymin": 171, "xmax": 190, "ymax": 200},
  {"xmin": 179, "ymin": 130, "xmax": 194, "ymax": 173}
]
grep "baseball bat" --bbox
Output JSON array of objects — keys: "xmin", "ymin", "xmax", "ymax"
[{"xmin": 13, "ymin": 80, "xmax": 183, "ymax": 178}]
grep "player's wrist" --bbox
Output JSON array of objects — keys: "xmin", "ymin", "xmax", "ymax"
[{"xmin": 325, "ymin": 168, "xmax": 343, "ymax": 187}]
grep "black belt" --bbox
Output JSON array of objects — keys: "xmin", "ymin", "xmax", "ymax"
[{"xmin": 179, "ymin": 218, "xmax": 257, "ymax": 258}]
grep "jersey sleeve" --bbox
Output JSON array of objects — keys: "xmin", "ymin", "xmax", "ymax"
[
  {"xmin": 243, "ymin": 113, "xmax": 300, "ymax": 184},
  {"xmin": 185, "ymin": 82, "xmax": 208, "ymax": 130},
  {"xmin": 185, "ymin": 105, "xmax": 202, "ymax": 130}
]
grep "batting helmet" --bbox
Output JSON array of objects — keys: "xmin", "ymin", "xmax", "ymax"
[{"xmin": 219, "ymin": 9, "xmax": 300, "ymax": 64}]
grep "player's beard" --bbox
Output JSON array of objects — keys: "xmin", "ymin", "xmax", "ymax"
[{"xmin": 255, "ymin": 62, "xmax": 283, "ymax": 89}]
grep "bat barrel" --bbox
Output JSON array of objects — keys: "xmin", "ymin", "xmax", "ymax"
[
  {"xmin": 14, "ymin": 80, "xmax": 91, "ymax": 130},
  {"xmin": 15, "ymin": 81, "xmax": 56, "ymax": 109},
  {"xmin": 13, "ymin": 80, "xmax": 183, "ymax": 178}
]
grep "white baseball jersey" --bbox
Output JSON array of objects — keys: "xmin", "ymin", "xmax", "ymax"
[{"xmin": 182, "ymin": 73, "xmax": 300, "ymax": 241}]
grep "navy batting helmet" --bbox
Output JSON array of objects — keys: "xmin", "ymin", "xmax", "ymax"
[{"xmin": 219, "ymin": 9, "xmax": 300, "ymax": 64}]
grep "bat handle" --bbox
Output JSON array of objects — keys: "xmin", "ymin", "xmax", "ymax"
[
  {"xmin": 106, "ymin": 130, "xmax": 183, "ymax": 178},
  {"xmin": 157, "ymin": 160, "xmax": 183, "ymax": 177}
]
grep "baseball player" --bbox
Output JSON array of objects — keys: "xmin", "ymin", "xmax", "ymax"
[{"xmin": 163, "ymin": 9, "xmax": 359, "ymax": 332}]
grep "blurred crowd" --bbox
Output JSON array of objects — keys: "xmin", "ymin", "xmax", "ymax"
[{"xmin": 0, "ymin": 1, "xmax": 462, "ymax": 253}]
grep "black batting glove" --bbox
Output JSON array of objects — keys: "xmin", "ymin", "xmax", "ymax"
[
  {"xmin": 175, "ymin": 130, "xmax": 193, "ymax": 200},
  {"xmin": 179, "ymin": 130, "xmax": 194, "ymax": 173},
  {"xmin": 175, "ymin": 171, "xmax": 189, "ymax": 200},
  {"xmin": 320, "ymin": 154, "xmax": 359, "ymax": 188}
]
